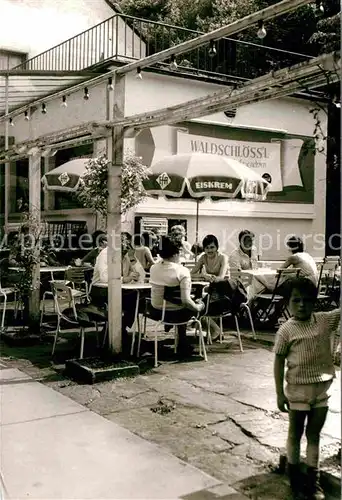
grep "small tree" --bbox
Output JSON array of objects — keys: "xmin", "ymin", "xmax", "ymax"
[{"xmin": 77, "ymin": 151, "xmax": 149, "ymax": 220}]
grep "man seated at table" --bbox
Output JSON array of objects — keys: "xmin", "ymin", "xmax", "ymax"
[
  {"xmin": 228, "ymin": 230, "xmax": 258, "ymax": 274},
  {"xmin": 75, "ymin": 231, "xmax": 107, "ymax": 267},
  {"xmin": 149, "ymin": 236, "xmax": 204, "ymax": 356}
]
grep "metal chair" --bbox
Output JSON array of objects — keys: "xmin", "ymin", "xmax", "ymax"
[
  {"xmin": 50, "ymin": 282, "xmax": 92, "ymax": 358},
  {"xmin": 0, "ymin": 279, "xmax": 18, "ymax": 331},
  {"xmin": 201, "ymin": 289, "xmax": 246, "ymax": 351},
  {"xmin": 65, "ymin": 267, "xmax": 90, "ymax": 301},
  {"xmin": 253, "ymin": 268, "xmax": 301, "ymax": 327},
  {"xmin": 138, "ymin": 297, "xmax": 207, "ymax": 368}
]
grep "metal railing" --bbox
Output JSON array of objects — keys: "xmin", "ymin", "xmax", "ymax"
[{"xmin": 11, "ymin": 13, "xmax": 313, "ymax": 80}]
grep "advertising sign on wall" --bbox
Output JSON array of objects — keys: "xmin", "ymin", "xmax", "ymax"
[{"xmin": 177, "ymin": 132, "xmax": 282, "ymax": 192}]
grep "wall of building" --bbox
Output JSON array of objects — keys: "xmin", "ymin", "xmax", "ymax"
[
  {"xmin": 0, "ymin": 0, "xmax": 144, "ymax": 67},
  {"xmin": 1, "ymin": 70, "xmax": 327, "ymax": 259}
]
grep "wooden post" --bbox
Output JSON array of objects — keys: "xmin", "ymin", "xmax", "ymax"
[
  {"xmin": 106, "ymin": 75, "xmax": 125, "ymax": 353},
  {"xmin": 4, "ymin": 75, "xmax": 9, "ymax": 233},
  {"xmin": 28, "ymin": 149, "xmax": 41, "ymax": 324}
]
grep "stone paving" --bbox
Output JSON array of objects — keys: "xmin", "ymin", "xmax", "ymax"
[{"xmin": 2, "ymin": 334, "xmax": 340, "ymax": 498}]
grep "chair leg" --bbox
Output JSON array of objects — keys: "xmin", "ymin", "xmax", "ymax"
[
  {"xmin": 80, "ymin": 327, "xmax": 85, "ymax": 359},
  {"xmin": 174, "ymin": 325, "xmax": 178, "ymax": 353},
  {"xmin": 219, "ymin": 316, "xmax": 223, "ymax": 343},
  {"xmin": 154, "ymin": 321, "xmax": 162, "ymax": 368},
  {"xmin": 234, "ymin": 315, "xmax": 244, "ymax": 352},
  {"xmin": 242, "ymin": 303, "xmax": 256, "ymax": 340},
  {"xmin": 101, "ymin": 322, "xmax": 108, "ymax": 348},
  {"xmin": 137, "ymin": 315, "xmax": 145, "ymax": 358},
  {"xmin": 52, "ymin": 317, "xmax": 61, "ymax": 355},
  {"xmin": 206, "ymin": 318, "xmax": 212, "ymax": 344},
  {"xmin": 1, "ymin": 295, "xmax": 7, "ymax": 330},
  {"xmin": 194, "ymin": 319, "xmax": 207, "ymax": 362}
]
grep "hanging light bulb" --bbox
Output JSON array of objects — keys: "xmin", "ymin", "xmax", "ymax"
[
  {"xmin": 316, "ymin": 1, "xmax": 324, "ymax": 13},
  {"xmin": 24, "ymin": 111, "xmax": 30, "ymax": 121},
  {"xmin": 257, "ymin": 20, "xmax": 267, "ymax": 39},
  {"xmin": 61, "ymin": 95, "xmax": 67, "ymax": 107},
  {"xmin": 9, "ymin": 117, "xmax": 14, "ymax": 127},
  {"xmin": 136, "ymin": 67, "xmax": 143, "ymax": 80},
  {"xmin": 84, "ymin": 87, "xmax": 90, "ymax": 100},
  {"xmin": 169, "ymin": 55, "xmax": 178, "ymax": 70},
  {"xmin": 208, "ymin": 40, "xmax": 217, "ymax": 58},
  {"xmin": 107, "ymin": 77, "xmax": 114, "ymax": 90},
  {"xmin": 41, "ymin": 103, "xmax": 47, "ymax": 114},
  {"xmin": 333, "ymin": 95, "xmax": 341, "ymax": 108}
]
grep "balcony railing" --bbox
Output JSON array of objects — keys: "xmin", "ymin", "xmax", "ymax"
[{"xmin": 11, "ymin": 13, "xmax": 313, "ymax": 81}]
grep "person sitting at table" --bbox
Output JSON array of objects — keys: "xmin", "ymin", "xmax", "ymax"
[
  {"xmin": 248, "ymin": 235, "xmax": 319, "ymax": 303},
  {"xmin": 75, "ymin": 231, "xmax": 107, "ymax": 267},
  {"xmin": 191, "ymin": 235, "xmax": 228, "ymax": 282},
  {"xmin": 132, "ymin": 234, "xmax": 155, "ymax": 272},
  {"xmin": 169, "ymin": 225, "xmax": 193, "ymax": 261},
  {"xmin": 90, "ymin": 235, "xmax": 144, "ymax": 342},
  {"xmin": 149, "ymin": 236, "xmax": 205, "ymax": 356},
  {"xmin": 228, "ymin": 230, "xmax": 258, "ymax": 274}
]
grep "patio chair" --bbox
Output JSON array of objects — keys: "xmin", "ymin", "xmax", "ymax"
[
  {"xmin": 50, "ymin": 282, "xmax": 97, "ymax": 358},
  {"xmin": 252, "ymin": 268, "xmax": 301, "ymax": 328},
  {"xmin": 201, "ymin": 286, "xmax": 248, "ymax": 350},
  {"xmin": 137, "ymin": 296, "xmax": 207, "ymax": 368},
  {"xmin": 0, "ymin": 279, "xmax": 18, "ymax": 330},
  {"xmin": 316, "ymin": 258, "xmax": 340, "ymax": 310},
  {"xmin": 65, "ymin": 267, "xmax": 90, "ymax": 302}
]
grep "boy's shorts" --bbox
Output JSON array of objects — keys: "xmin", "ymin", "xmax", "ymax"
[{"xmin": 285, "ymin": 380, "xmax": 333, "ymax": 411}]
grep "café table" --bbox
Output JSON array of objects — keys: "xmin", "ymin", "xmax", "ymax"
[
  {"xmin": 9, "ymin": 265, "xmax": 69, "ymax": 281},
  {"xmin": 94, "ymin": 282, "xmax": 152, "ymax": 354}
]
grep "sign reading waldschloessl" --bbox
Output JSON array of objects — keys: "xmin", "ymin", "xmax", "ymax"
[{"xmin": 177, "ymin": 132, "xmax": 282, "ymax": 192}]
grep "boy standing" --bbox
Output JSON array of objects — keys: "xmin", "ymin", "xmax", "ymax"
[{"xmin": 273, "ymin": 277, "xmax": 340, "ymax": 500}]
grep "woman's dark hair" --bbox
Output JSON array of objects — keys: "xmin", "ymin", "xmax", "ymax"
[
  {"xmin": 283, "ymin": 276, "xmax": 318, "ymax": 302},
  {"xmin": 238, "ymin": 230, "xmax": 254, "ymax": 243},
  {"xmin": 92, "ymin": 230, "xmax": 106, "ymax": 246},
  {"xmin": 159, "ymin": 236, "xmax": 180, "ymax": 259},
  {"xmin": 202, "ymin": 234, "xmax": 219, "ymax": 250},
  {"xmin": 191, "ymin": 242, "xmax": 203, "ymax": 255},
  {"xmin": 122, "ymin": 231, "xmax": 132, "ymax": 242},
  {"xmin": 286, "ymin": 236, "xmax": 304, "ymax": 254}
]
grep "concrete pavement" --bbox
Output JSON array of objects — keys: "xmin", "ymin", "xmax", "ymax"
[{"xmin": 0, "ymin": 367, "xmax": 223, "ymax": 499}]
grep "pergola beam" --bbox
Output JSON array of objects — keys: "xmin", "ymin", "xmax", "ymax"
[
  {"xmin": 116, "ymin": 0, "xmax": 313, "ymax": 76},
  {"xmin": 0, "ymin": 51, "xmax": 338, "ymax": 164},
  {"xmin": 0, "ymin": 0, "xmax": 313, "ymax": 123}
]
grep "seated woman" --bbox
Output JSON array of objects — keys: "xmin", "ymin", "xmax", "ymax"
[
  {"xmin": 132, "ymin": 234, "xmax": 155, "ymax": 272},
  {"xmin": 169, "ymin": 225, "xmax": 193, "ymax": 261},
  {"xmin": 191, "ymin": 234, "xmax": 229, "ymax": 340},
  {"xmin": 248, "ymin": 235, "xmax": 319, "ymax": 301},
  {"xmin": 149, "ymin": 236, "xmax": 204, "ymax": 355},
  {"xmin": 191, "ymin": 235, "xmax": 228, "ymax": 282}
]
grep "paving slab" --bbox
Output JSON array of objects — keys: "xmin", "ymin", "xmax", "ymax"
[{"xmin": 1, "ymin": 369, "xmax": 220, "ymax": 499}]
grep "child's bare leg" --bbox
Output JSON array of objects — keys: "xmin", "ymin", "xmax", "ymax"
[
  {"xmin": 287, "ymin": 410, "xmax": 306, "ymax": 464},
  {"xmin": 305, "ymin": 407, "xmax": 328, "ymax": 468}
]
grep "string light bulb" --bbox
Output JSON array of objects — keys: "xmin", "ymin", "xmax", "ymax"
[
  {"xmin": 41, "ymin": 103, "xmax": 47, "ymax": 114},
  {"xmin": 257, "ymin": 20, "xmax": 267, "ymax": 39},
  {"xmin": 170, "ymin": 55, "xmax": 178, "ymax": 70},
  {"xmin": 136, "ymin": 67, "xmax": 142, "ymax": 80},
  {"xmin": 24, "ymin": 111, "xmax": 30, "ymax": 121},
  {"xmin": 61, "ymin": 95, "xmax": 67, "ymax": 107},
  {"xmin": 208, "ymin": 40, "xmax": 217, "ymax": 58},
  {"xmin": 107, "ymin": 77, "xmax": 114, "ymax": 90},
  {"xmin": 9, "ymin": 117, "xmax": 14, "ymax": 127},
  {"xmin": 84, "ymin": 87, "xmax": 90, "ymax": 100}
]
